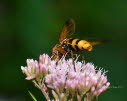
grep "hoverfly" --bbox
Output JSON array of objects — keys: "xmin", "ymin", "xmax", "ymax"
[{"xmin": 52, "ymin": 19, "xmax": 108, "ymax": 60}]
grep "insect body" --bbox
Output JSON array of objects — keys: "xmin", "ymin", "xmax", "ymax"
[
  {"xmin": 67, "ymin": 38, "xmax": 93, "ymax": 51},
  {"xmin": 52, "ymin": 19, "xmax": 106, "ymax": 60}
]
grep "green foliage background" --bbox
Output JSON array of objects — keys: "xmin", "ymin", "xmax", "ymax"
[{"xmin": 0, "ymin": 0, "xmax": 127, "ymax": 101}]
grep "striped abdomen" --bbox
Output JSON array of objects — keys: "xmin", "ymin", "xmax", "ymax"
[{"xmin": 67, "ymin": 38, "xmax": 93, "ymax": 51}]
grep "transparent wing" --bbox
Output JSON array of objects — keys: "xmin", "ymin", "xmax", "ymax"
[
  {"xmin": 58, "ymin": 19, "xmax": 75, "ymax": 42},
  {"xmin": 86, "ymin": 38, "xmax": 110, "ymax": 45}
]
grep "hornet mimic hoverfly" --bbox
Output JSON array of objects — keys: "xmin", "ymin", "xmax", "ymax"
[{"xmin": 52, "ymin": 19, "xmax": 107, "ymax": 60}]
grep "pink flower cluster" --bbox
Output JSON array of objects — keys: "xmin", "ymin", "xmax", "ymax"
[{"xmin": 21, "ymin": 54, "xmax": 110, "ymax": 101}]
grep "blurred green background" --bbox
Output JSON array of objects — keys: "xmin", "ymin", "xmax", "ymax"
[{"xmin": 0, "ymin": 0, "xmax": 127, "ymax": 101}]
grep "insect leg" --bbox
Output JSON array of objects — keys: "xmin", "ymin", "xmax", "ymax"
[
  {"xmin": 82, "ymin": 55, "xmax": 84, "ymax": 61},
  {"xmin": 71, "ymin": 50, "xmax": 76, "ymax": 71},
  {"xmin": 81, "ymin": 50, "xmax": 85, "ymax": 61},
  {"xmin": 56, "ymin": 48, "xmax": 66, "ymax": 55},
  {"xmin": 81, "ymin": 51, "xmax": 85, "ymax": 64}
]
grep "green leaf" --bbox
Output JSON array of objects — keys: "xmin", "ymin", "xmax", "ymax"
[{"xmin": 28, "ymin": 91, "xmax": 37, "ymax": 101}]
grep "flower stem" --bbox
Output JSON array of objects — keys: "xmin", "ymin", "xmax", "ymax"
[
  {"xmin": 40, "ymin": 87, "xmax": 50, "ymax": 101},
  {"xmin": 33, "ymin": 80, "xmax": 50, "ymax": 101}
]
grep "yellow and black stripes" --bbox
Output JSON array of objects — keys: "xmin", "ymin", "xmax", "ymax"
[{"xmin": 68, "ymin": 38, "xmax": 93, "ymax": 51}]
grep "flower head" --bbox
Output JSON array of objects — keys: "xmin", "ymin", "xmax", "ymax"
[{"xmin": 21, "ymin": 54, "xmax": 110, "ymax": 101}]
